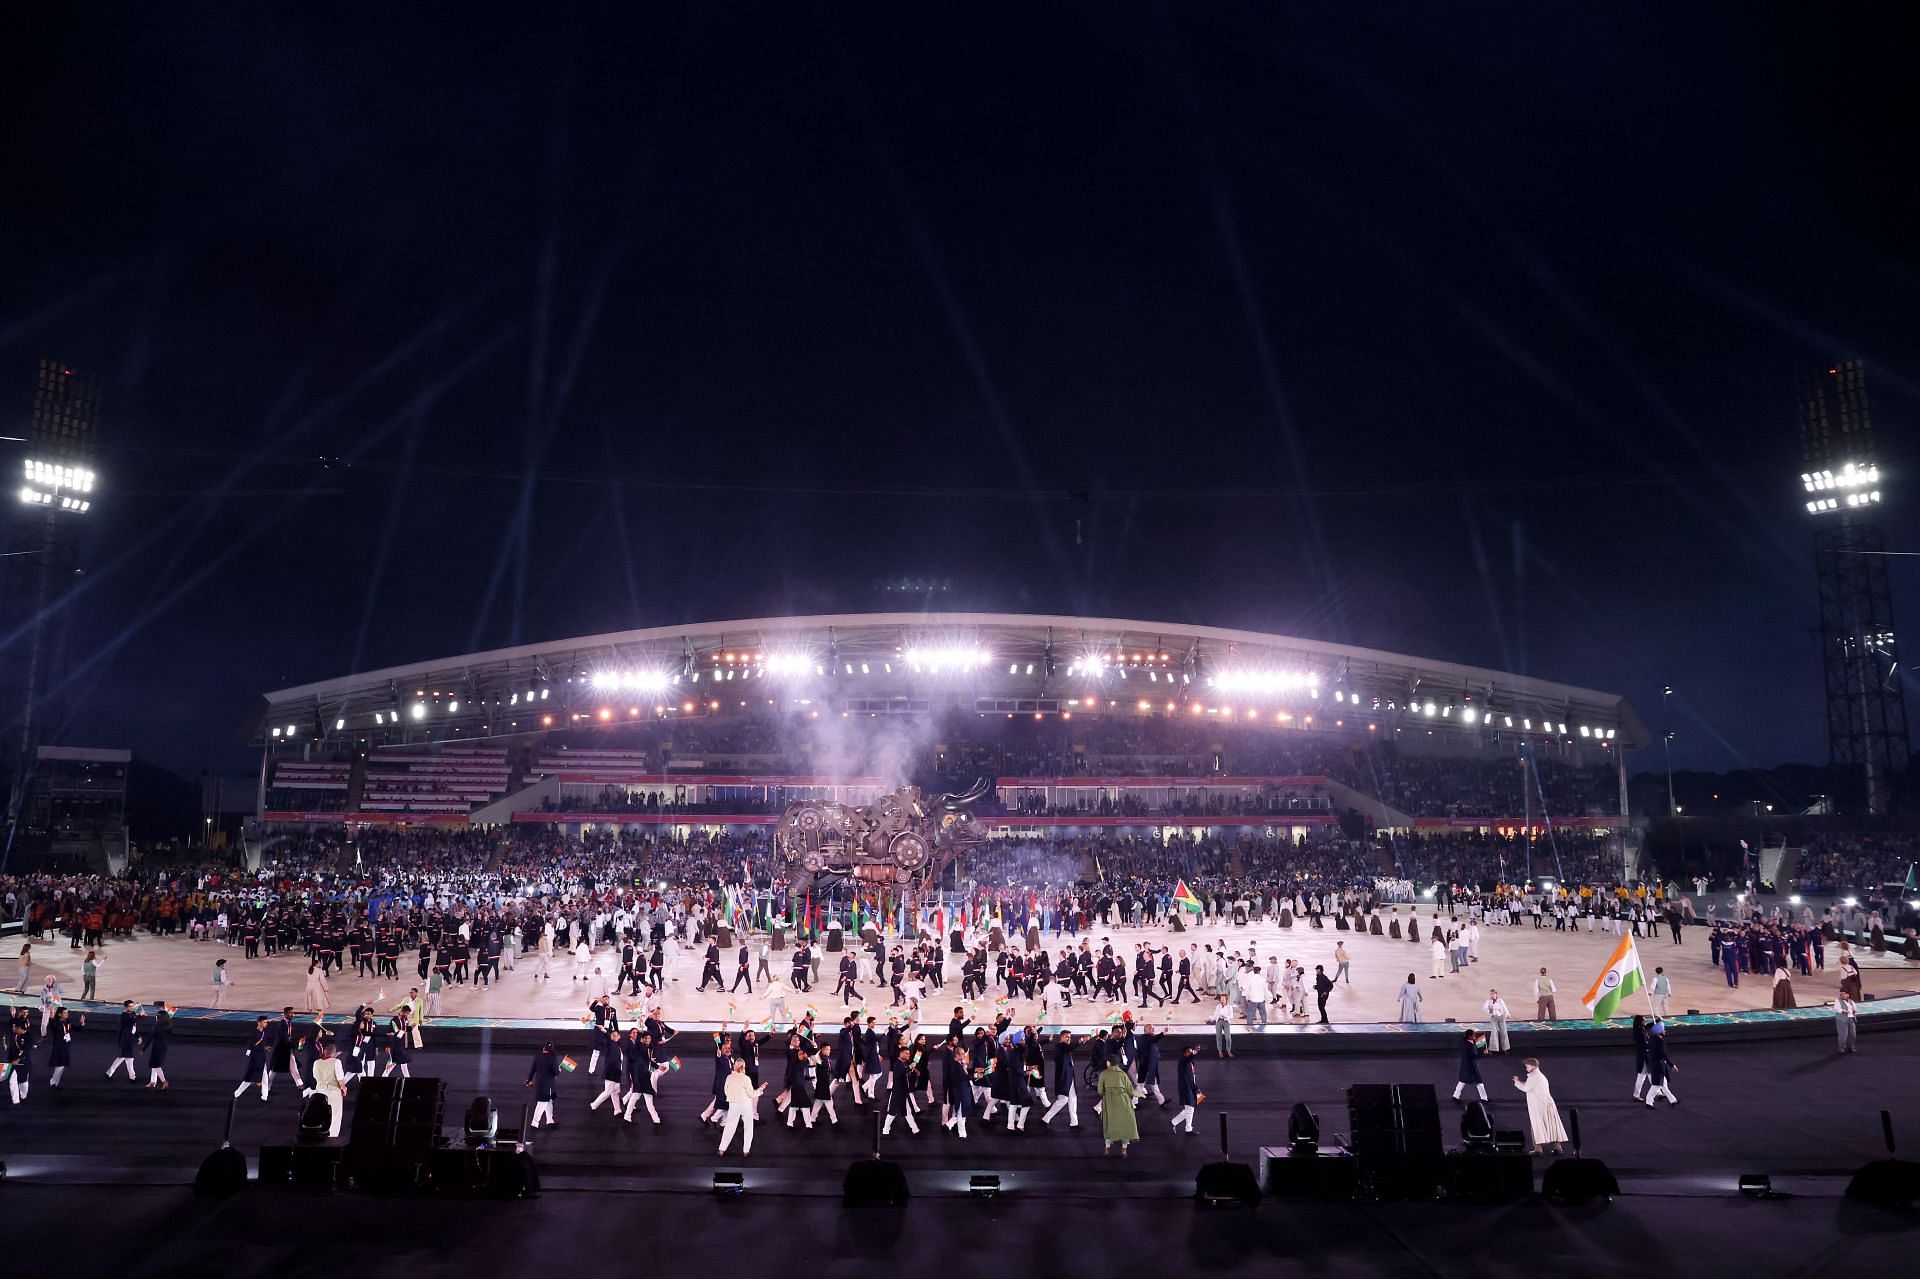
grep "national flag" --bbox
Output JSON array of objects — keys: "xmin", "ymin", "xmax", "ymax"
[
  {"xmin": 1581, "ymin": 935, "xmax": 1647, "ymax": 1023},
  {"xmin": 1173, "ymin": 880, "xmax": 1203, "ymax": 915},
  {"xmin": 559, "ymin": 1055, "xmax": 578, "ymax": 1073}
]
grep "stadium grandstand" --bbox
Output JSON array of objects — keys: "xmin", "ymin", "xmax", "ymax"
[{"xmin": 252, "ymin": 614, "xmax": 1645, "ymax": 843}]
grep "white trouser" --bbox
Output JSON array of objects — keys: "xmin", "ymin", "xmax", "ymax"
[
  {"xmin": 319, "ymin": 1089, "xmax": 344, "ymax": 1137},
  {"xmin": 718, "ymin": 1104, "xmax": 755, "ymax": 1153},
  {"xmin": 107, "ymin": 1056, "xmax": 136, "ymax": 1078},
  {"xmin": 590, "ymin": 1080, "xmax": 622, "ymax": 1109},
  {"xmin": 623, "ymin": 1090, "xmax": 660, "ymax": 1122},
  {"xmin": 1042, "ymin": 1084, "xmax": 1077, "ymax": 1125},
  {"xmin": 883, "ymin": 1109, "xmax": 920, "ymax": 1135},
  {"xmin": 1171, "ymin": 1104, "xmax": 1194, "ymax": 1131},
  {"xmin": 531, "ymin": 1100, "xmax": 555, "ymax": 1127},
  {"xmin": 1644, "ymin": 1083, "xmax": 1676, "ymax": 1105},
  {"xmin": 1452, "ymin": 1081, "xmax": 1487, "ymax": 1101}
]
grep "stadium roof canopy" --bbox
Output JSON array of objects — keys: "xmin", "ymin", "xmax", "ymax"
[{"xmin": 257, "ymin": 612, "xmax": 1648, "ymax": 751}]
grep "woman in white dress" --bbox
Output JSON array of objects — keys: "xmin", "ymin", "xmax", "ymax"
[
  {"xmin": 1512, "ymin": 1057, "xmax": 1569, "ymax": 1154},
  {"xmin": 1398, "ymin": 974, "xmax": 1423, "ymax": 1023},
  {"xmin": 303, "ymin": 962, "xmax": 330, "ymax": 1014}
]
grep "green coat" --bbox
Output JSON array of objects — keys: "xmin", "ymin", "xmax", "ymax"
[{"xmin": 1098, "ymin": 1066, "xmax": 1139, "ymax": 1143}]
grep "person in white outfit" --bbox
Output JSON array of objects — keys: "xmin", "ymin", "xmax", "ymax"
[
  {"xmin": 1512, "ymin": 1058, "xmax": 1569, "ymax": 1154},
  {"xmin": 1483, "ymin": 990, "xmax": 1512, "ymax": 1054},
  {"xmin": 1430, "ymin": 937, "xmax": 1448, "ymax": 979},
  {"xmin": 717, "ymin": 1058, "xmax": 765, "ymax": 1155},
  {"xmin": 311, "ymin": 1044, "xmax": 348, "ymax": 1137},
  {"xmin": 304, "ymin": 963, "xmax": 330, "ymax": 1014},
  {"xmin": 1649, "ymin": 967, "xmax": 1671, "ymax": 1019}
]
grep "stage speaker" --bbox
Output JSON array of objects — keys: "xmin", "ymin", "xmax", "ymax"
[
  {"xmin": 843, "ymin": 1158, "xmax": 909, "ymax": 1206},
  {"xmin": 1348, "ymin": 1084, "xmax": 1444, "ymax": 1199},
  {"xmin": 194, "ymin": 1096, "xmax": 249, "ymax": 1199},
  {"xmin": 1848, "ymin": 1108, "xmax": 1920, "ymax": 1206},
  {"xmin": 1196, "ymin": 1113, "xmax": 1262, "ymax": 1208},
  {"xmin": 1541, "ymin": 1157, "xmax": 1619, "ymax": 1205},
  {"xmin": 258, "ymin": 1144, "xmax": 295, "ymax": 1187},
  {"xmin": 1444, "ymin": 1151, "xmax": 1534, "ymax": 1203},
  {"xmin": 1262, "ymin": 1147, "xmax": 1360, "ymax": 1200},
  {"xmin": 195, "ymin": 1146, "xmax": 249, "ymax": 1198},
  {"xmin": 1196, "ymin": 1161, "xmax": 1262, "ymax": 1208},
  {"xmin": 352, "ymin": 1075, "xmax": 402, "ymax": 1136},
  {"xmin": 1846, "ymin": 1160, "xmax": 1920, "ymax": 1206},
  {"xmin": 490, "ymin": 1151, "xmax": 539, "ymax": 1198}
]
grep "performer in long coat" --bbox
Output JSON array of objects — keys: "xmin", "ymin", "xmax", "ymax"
[
  {"xmin": 1512, "ymin": 1058, "xmax": 1568, "ymax": 1154},
  {"xmin": 1098, "ymin": 1062, "xmax": 1139, "ymax": 1154}
]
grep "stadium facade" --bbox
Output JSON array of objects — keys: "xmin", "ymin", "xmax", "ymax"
[{"xmin": 253, "ymin": 613, "xmax": 1645, "ymax": 837}]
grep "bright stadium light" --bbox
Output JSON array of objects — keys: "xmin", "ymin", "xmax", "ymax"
[
  {"xmin": 1208, "ymin": 669, "xmax": 1318, "ymax": 698},
  {"xmin": 335, "ymin": 718, "xmax": 345, "ymax": 730},
  {"xmin": 903, "ymin": 646, "xmax": 991, "ymax": 672},
  {"xmin": 591, "ymin": 669, "xmax": 671, "ymax": 692},
  {"xmin": 1803, "ymin": 462, "xmax": 1883, "ymax": 516},
  {"xmin": 410, "ymin": 703, "xmax": 426, "ymax": 721},
  {"xmin": 20, "ymin": 458, "xmax": 96, "ymax": 511},
  {"xmin": 1462, "ymin": 707, "xmax": 1478, "ymax": 724},
  {"xmin": 762, "ymin": 653, "xmax": 815, "ymax": 678}
]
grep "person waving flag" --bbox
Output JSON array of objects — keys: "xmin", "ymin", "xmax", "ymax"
[
  {"xmin": 1173, "ymin": 880, "xmax": 1203, "ymax": 915},
  {"xmin": 1582, "ymin": 934, "xmax": 1647, "ymax": 1023}
]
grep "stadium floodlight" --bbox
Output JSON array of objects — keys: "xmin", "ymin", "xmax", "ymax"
[
  {"xmin": 591, "ymin": 669, "xmax": 671, "ymax": 693},
  {"xmin": 761, "ymin": 653, "xmax": 814, "ymax": 678},
  {"xmin": 410, "ymin": 703, "xmax": 426, "ymax": 721},
  {"xmin": 20, "ymin": 459, "xmax": 96, "ymax": 511},
  {"xmin": 903, "ymin": 645, "xmax": 991, "ymax": 673},
  {"xmin": 1462, "ymin": 707, "xmax": 1478, "ymax": 724},
  {"xmin": 335, "ymin": 718, "xmax": 345, "ymax": 730},
  {"xmin": 1803, "ymin": 462, "xmax": 1883, "ymax": 515},
  {"xmin": 1209, "ymin": 669, "xmax": 1318, "ymax": 698}
]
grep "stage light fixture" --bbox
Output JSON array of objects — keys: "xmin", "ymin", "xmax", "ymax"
[
  {"xmin": 1738, "ymin": 1173, "xmax": 1774, "ymax": 1200},
  {"xmin": 713, "ymin": 1171, "xmax": 746, "ymax": 1195},
  {"xmin": 967, "ymin": 1173, "xmax": 1001, "ymax": 1200}
]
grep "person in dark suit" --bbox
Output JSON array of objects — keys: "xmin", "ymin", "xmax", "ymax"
[
  {"xmin": 142, "ymin": 1006, "xmax": 172, "ymax": 1089},
  {"xmin": 731, "ymin": 943, "xmax": 753, "ymax": 994},
  {"xmin": 1451, "ymin": 1028, "xmax": 1487, "ymax": 1103},
  {"xmin": 1169, "ymin": 1045, "xmax": 1200, "ymax": 1133},
  {"xmin": 105, "ymin": 1000, "xmax": 139, "ymax": 1081},
  {"xmin": 524, "ymin": 1042, "xmax": 561, "ymax": 1128},
  {"xmin": 233, "ymin": 1017, "xmax": 271, "ymax": 1099},
  {"xmin": 697, "ymin": 940, "xmax": 724, "ymax": 992}
]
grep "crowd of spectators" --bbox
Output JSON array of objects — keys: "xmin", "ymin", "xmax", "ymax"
[{"xmin": 1796, "ymin": 833, "xmax": 1920, "ymax": 894}]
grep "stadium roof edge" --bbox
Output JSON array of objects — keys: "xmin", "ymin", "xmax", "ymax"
[{"xmin": 259, "ymin": 612, "xmax": 1649, "ymax": 747}]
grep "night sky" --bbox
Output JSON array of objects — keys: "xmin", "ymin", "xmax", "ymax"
[{"xmin": 2, "ymin": 3, "xmax": 1916, "ymax": 779}]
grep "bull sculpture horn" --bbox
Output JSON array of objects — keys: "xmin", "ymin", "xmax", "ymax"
[{"xmin": 938, "ymin": 777, "xmax": 992, "ymax": 810}]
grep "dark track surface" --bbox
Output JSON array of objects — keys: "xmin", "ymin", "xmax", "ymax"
[
  {"xmin": 5, "ymin": 1026, "xmax": 1916, "ymax": 1185},
  {"xmin": 6, "ymin": 1029, "xmax": 1918, "ymax": 1278}
]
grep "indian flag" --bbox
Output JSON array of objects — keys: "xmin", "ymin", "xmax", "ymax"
[
  {"xmin": 1173, "ymin": 880, "xmax": 1203, "ymax": 915},
  {"xmin": 1581, "ymin": 935, "xmax": 1647, "ymax": 1023},
  {"xmin": 559, "ymin": 1055, "xmax": 578, "ymax": 1073}
]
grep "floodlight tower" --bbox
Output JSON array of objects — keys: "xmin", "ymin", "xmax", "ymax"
[
  {"xmin": 5, "ymin": 360, "xmax": 99, "ymax": 836},
  {"xmin": 1799, "ymin": 359, "xmax": 1907, "ymax": 814}
]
